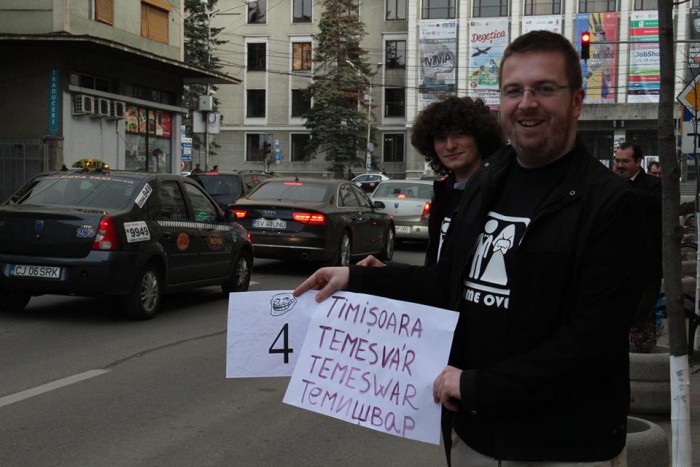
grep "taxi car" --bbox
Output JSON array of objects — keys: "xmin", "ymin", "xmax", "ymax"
[
  {"xmin": 351, "ymin": 173, "xmax": 390, "ymax": 194},
  {"xmin": 0, "ymin": 170, "xmax": 253, "ymax": 319},
  {"xmin": 232, "ymin": 178, "xmax": 394, "ymax": 266}
]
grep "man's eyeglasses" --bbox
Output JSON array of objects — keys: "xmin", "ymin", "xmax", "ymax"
[{"xmin": 500, "ymin": 85, "xmax": 572, "ymax": 100}]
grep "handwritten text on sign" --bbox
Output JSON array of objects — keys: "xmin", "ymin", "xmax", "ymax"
[{"xmin": 283, "ymin": 292, "xmax": 458, "ymax": 445}]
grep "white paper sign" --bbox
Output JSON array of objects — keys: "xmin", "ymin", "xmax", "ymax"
[
  {"xmin": 226, "ymin": 290, "xmax": 316, "ymax": 378},
  {"xmin": 282, "ymin": 292, "xmax": 458, "ymax": 445}
]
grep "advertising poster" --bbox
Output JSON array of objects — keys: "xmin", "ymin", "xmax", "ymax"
[
  {"xmin": 467, "ymin": 18, "xmax": 509, "ymax": 109},
  {"xmin": 576, "ymin": 13, "xmax": 618, "ymax": 104},
  {"xmin": 521, "ymin": 15, "xmax": 562, "ymax": 34},
  {"xmin": 418, "ymin": 19, "xmax": 458, "ymax": 111},
  {"xmin": 687, "ymin": 8, "xmax": 700, "ymax": 81},
  {"xmin": 628, "ymin": 11, "xmax": 660, "ymax": 103}
]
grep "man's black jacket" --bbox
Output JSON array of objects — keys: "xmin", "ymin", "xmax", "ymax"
[{"xmin": 349, "ymin": 141, "xmax": 647, "ymax": 462}]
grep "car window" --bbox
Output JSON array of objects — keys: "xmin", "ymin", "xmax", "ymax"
[
  {"xmin": 20, "ymin": 175, "xmax": 136, "ymax": 210},
  {"xmin": 185, "ymin": 183, "xmax": 219, "ymax": 223},
  {"xmin": 339, "ymin": 184, "xmax": 360, "ymax": 208},
  {"xmin": 249, "ymin": 181, "xmax": 328, "ymax": 202},
  {"xmin": 351, "ymin": 185, "xmax": 372, "ymax": 208},
  {"xmin": 157, "ymin": 181, "xmax": 188, "ymax": 221}
]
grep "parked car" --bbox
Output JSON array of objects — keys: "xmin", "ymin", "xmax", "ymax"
[
  {"xmin": 188, "ymin": 170, "xmax": 271, "ymax": 211},
  {"xmin": 371, "ymin": 180, "xmax": 433, "ymax": 242},
  {"xmin": 0, "ymin": 170, "xmax": 253, "ymax": 319},
  {"xmin": 232, "ymin": 178, "xmax": 395, "ymax": 266},
  {"xmin": 352, "ymin": 173, "xmax": 390, "ymax": 193}
]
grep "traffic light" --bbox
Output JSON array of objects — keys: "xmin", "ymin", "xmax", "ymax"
[
  {"xmin": 263, "ymin": 142, "xmax": 272, "ymax": 156},
  {"xmin": 580, "ymin": 31, "xmax": 591, "ymax": 61}
]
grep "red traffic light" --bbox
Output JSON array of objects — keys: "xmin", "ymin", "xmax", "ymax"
[{"xmin": 580, "ymin": 31, "xmax": 591, "ymax": 60}]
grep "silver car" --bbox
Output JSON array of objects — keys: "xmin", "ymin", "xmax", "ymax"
[{"xmin": 371, "ymin": 180, "xmax": 433, "ymax": 241}]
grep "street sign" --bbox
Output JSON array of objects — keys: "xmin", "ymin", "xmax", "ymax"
[
  {"xmin": 678, "ymin": 73, "xmax": 700, "ymax": 116},
  {"xmin": 682, "ymin": 107, "xmax": 699, "ymax": 157}
]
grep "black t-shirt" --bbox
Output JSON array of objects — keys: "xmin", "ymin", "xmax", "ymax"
[{"xmin": 451, "ymin": 152, "xmax": 575, "ymax": 373}]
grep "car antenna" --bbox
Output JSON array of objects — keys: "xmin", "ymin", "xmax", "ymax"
[{"xmin": 294, "ymin": 175, "xmax": 299, "ymax": 182}]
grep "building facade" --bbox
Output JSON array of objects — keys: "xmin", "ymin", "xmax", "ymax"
[
  {"xmin": 0, "ymin": 0, "xmax": 237, "ymax": 201},
  {"xmin": 206, "ymin": 0, "xmax": 696, "ymax": 179}
]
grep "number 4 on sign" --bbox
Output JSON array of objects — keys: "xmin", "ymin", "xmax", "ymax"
[{"xmin": 269, "ymin": 324, "xmax": 293, "ymax": 363}]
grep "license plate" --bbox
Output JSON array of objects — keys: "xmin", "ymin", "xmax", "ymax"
[
  {"xmin": 253, "ymin": 218, "xmax": 287, "ymax": 229},
  {"xmin": 396, "ymin": 226, "xmax": 411, "ymax": 234},
  {"xmin": 11, "ymin": 264, "xmax": 61, "ymax": 279}
]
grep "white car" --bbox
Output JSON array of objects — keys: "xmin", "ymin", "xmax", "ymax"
[
  {"xmin": 352, "ymin": 173, "xmax": 390, "ymax": 193},
  {"xmin": 371, "ymin": 180, "xmax": 433, "ymax": 241}
]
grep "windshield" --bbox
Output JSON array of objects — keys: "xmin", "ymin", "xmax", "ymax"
[
  {"xmin": 249, "ymin": 182, "xmax": 329, "ymax": 202},
  {"xmin": 195, "ymin": 175, "xmax": 242, "ymax": 199},
  {"xmin": 19, "ymin": 174, "xmax": 138, "ymax": 210}
]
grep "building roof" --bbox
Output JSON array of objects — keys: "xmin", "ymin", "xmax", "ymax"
[{"xmin": 0, "ymin": 33, "xmax": 240, "ymax": 85}]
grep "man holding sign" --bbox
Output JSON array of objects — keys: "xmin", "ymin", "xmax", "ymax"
[{"xmin": 294, "ymin": 31, "xmax": 646, "ymax": 466}]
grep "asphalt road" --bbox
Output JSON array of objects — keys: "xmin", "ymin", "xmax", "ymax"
[{"xmin": 0, "ymin": 244, "xmax": 445, "ymax": 467}]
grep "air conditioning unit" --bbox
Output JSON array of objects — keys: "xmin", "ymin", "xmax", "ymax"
[
  {"xmin": 93, "ymin": 98, "xmax": 111, "ymax": 118},
  {"xmin": 109, "ymin": 100, "xmax": 126, "ymax": 120},
  {"xmin": 72, "ymin": 95, "xmax": 95, "ymax": 116}
]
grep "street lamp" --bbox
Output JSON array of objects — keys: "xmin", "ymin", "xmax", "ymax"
[
  {"xmin": 200, "ymin": 0, "xmax": 239, "ymax": 170},
  {"xmin": 346, "ymin": 60, "xmax": 383, "ymax": 173}
]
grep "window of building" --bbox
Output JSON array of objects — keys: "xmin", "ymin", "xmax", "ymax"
[
  {"xmin": 578, "ymin": 0, "xmax": 616, "ymax": 12},
  {"xmin": 93, "ymin": 0, "xmax": 114, "ymax": 25},
  {"xmin": 341, "ymin": 0, "xmax": 360, "ymax": 16},
  {"xmin": 634, "ymin": 0, "xmax": 657, "ymax": 9},
  {"xmin": 385, "ymin": 88, "xmax": 406, "ymax": 118},
  {"xmin": 473, "ymin": 0, "xmax": 508, "ymax": 17},
  {"xmin": 524, "ymin": 0, "xmax": 561, "ymax": 15},
  {"xmin": 141, "ymin": 0, "xmax": 171, "ymax": 44},
  {"xmin": 383, "ymin": 134, "xmax": 405, "ymax": 163},
  {"xmin": 293, "ymin": 0, "xmax": 312, "ymax": 22},
  {"xmin": 246, "ymin": 133, "xmax": 271, "ymax": 162},
  {"xmin": 422, "ymin": 0, "xmax": 456, "ymax": 19},
  {"xmin": 291, "ymin": 134, "xmax": 311, "ymax": 162},
  {"xmin": 248, "ymin": 0, "xmax": 267, "ymax": 24},
  {"xmin": 247, "ymin": 90, "xmax": 266, "ymax": 118},
  {"xmin": 248, "ymin": 43, "xmax": 266, "ymax": 71},
  {"xmin": 386, "ymin": 40, "xmax": 406, "ymax": 69},
  {"xmin": 292, "ymin": 42, "xmax": 312, "ymax": 71},
  {"xmin": 292, "ymin": 89, "xmax": 311, "ymax": 117},
  {"xmin": 386, "ymin": 0, "xmax": 407, "ymax": 20}
]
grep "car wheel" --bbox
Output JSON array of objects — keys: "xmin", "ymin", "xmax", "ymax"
[
  {"xmin": 0, "ymin": 288, "xmax": 30, "ymax": 313},
  {"xmin": 332, "ymin": 232, "xmax": 352, "ymax": 266},
  {"xmin": 222, "ymin": 249, "xmax": 252, "ymax": 296},
  {"xmin": 120, "ymin": 263, "xmax": 161, "ymax": 320},
  {"xmin": 378, "ymin": 227, "xmax": 395, "ymax": 261}
]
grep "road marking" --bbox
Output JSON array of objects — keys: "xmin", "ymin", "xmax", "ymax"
[{"xmin": 0, "ymin": 369, "xmax": 110, "ymax": 409}]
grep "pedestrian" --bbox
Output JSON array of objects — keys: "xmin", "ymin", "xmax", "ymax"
[
  {"xmin": 358, "ymin": 95, "xmax": 505, "ymax": 267},
  {"xmin": 648, "ymin": 160, "xmax": 662, "ymax": 178},
  {"xmin": 614, "ymin": 142, "xmax": 662, "ymax": 352},
  {"xmin": 192, "ymin": 163, "xmax": 202, "ymax": 173},
  {"xmin": 212, "ymin": 164, "xmax": 220, "ymax": 172},
  {"xmin": 293, "ymin": 30, "xmax": 647, "ymax": 466}
]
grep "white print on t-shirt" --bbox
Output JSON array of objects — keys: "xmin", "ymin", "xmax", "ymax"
[
  {"xmin": 464, "ymin": 211, "xmax": 530, "ymax": 310},
  {"xmin": 437, "ymin": 216, "xmax": 451, "ymax": 259}
]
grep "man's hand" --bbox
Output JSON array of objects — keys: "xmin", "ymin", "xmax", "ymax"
[
  {"xmin": 292, "ymin": 267, "xmax": 350, "ymax": 302},
  {"xmin": 433, "ymin": 365, "xmax": 463, "ymax": 413},
  {"xmin": 356, "ymin": 255, "xmax": 386, "ymax": 267}
]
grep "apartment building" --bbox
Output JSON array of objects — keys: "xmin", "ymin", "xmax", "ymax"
[
  {"xmin": 207, "ymin": 0, "xmax": 695, "ymax": 179},
  {"xmin": 0, "ymin": 0, "xmax": 237, "ymax": 200}
]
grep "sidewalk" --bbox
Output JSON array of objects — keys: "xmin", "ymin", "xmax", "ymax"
[{"xmin": 641, "ymin": 323, "xmax": 700, "ymax": 466}]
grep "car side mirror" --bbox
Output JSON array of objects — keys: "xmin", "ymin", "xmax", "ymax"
[
  {"xmin": 224, "ymin": 209, "xmax": 237, "ymax": 223},
  {"xmin": 373, "ymin": 200, "xmax": 386, "ymax": 209}
]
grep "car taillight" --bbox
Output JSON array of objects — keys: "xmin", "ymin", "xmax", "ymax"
[
  {"xmin": 232, "ymin": 209, "xmax": 247, "ymax": 219},
  {"xmin": 293, "ymin": 212, "xmax": 326, "ymax": 224},
  {"xmin": 420, "ymin": 202, "xmax": 431, "ymax": 220},
  {"xmin": 92, "ymin": 216, "xmax": 119, "ymax": 251}
]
